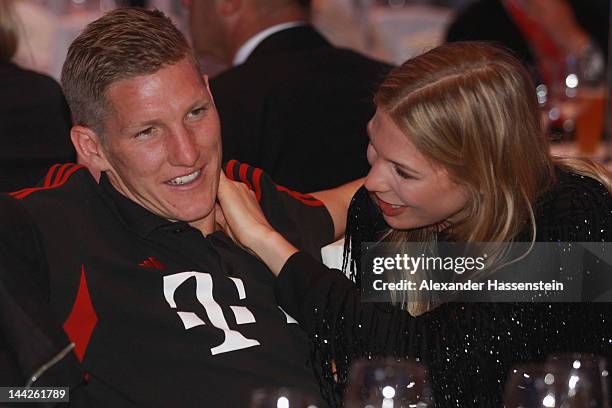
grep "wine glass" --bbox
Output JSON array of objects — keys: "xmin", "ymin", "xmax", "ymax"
[
  {"xmin": 249, "ymin": 387, "xmax": 320, "ymax": 408},
  {"xmin": 545, "ymin": 353, "xmax": 610, "ymax": 408},
  {"xmin": 504, "ymin": 363, "xmax": 562, "ymax": 408},
  {"xmin": 344, "ymin": 357, "xmax": 432, "ymax": 408},
  {"xmin": 504, "ymin": 356, "xmax": 611, "ymax": 408}
]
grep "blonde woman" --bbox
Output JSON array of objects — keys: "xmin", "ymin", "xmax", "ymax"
[{"xmin": 216, "ymin": 42, "xmax": 612, "ymax": 407}]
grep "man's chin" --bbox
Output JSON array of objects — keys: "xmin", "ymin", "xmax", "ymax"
[{"xmin": 181, "ymin": 206, "xmax": 216, "ymax": 231}]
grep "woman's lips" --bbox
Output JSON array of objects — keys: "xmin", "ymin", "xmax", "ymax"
[{"xmin": 374, "ymin": 195, "xmax": 408, "ymax": 217}]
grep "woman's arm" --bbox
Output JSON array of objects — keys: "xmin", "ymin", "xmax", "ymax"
[
  {"xmin": 311, "ymin": 179, "xmax": 364, "ymax": 241},
  {"xmin": 216, "ymin": 174, "xmax": 416, "ymax": 404},
  {"xmin": 216, "ymin": 172, "xmax": 362, "ymax": 273},
  {"xmin": 216, "ymin": 172, "xmax": 412, "ymax": 335}
]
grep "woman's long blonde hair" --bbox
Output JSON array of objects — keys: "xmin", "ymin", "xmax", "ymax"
[{"xmin": 371, "ymin": 42, "xmax": 611, "ymax": 314}]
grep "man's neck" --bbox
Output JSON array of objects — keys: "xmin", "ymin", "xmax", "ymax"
[
  {"xmin": 228, "ymin": 7, "xmax": 308, "ymax": 64},
  {"xmin": 232, "ymin": 21, "xmax": 306, "ymax": 66},
  {"xmin": 189, "ymin": 216, "xmax": 216, "ymax": 236}
]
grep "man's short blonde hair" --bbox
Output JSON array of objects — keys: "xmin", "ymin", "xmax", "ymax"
[{"xmin": 61, "ymin": 8, "xmax": 196, "ymax": 137}]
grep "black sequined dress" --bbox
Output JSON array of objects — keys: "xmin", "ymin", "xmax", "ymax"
[{"xmin": 274, "ymin": 169, "xmax": 612, "ymax": 407}]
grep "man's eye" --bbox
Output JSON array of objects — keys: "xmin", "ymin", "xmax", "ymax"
[
  {"xmin": 187, "ymin": 107, "xmax": 205, "ymax": 119},
  {"xmin": 136, "ymin": 127, "xmax": 154, "ymax": 138}
]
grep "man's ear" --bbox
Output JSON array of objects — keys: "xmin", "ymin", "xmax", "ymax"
[
  {"xmin": 71, "ymin": 125, "xmax": 111, "ymax": 173},
  {"xmin": 216, "ymin": 0, "xmax": 241, "ymax": 16}
]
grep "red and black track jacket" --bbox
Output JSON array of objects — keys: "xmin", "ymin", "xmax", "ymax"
[{"xmin": 0, "ymin": 161, "xmax": 334, "ymax": 407}]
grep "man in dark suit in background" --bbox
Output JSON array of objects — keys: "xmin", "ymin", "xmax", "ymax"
[
  {"xmin": 0, "ymin": 0, "xmax": 75, "ymax": 192},
  {"xmin": 181, "ymin": 0, "xmax": 392, "ymax": 192}
]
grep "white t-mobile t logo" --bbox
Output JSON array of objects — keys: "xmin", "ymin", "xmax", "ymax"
[{"xmin": 163, "ymin": 272, "xmax": 260, "ymax": 355}]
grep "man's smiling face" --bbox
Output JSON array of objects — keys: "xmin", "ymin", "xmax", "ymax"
[{"xmin": 97, "ymin": 57, "xmax": 222, "ymax": 226}]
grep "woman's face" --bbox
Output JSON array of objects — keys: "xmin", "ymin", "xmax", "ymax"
[{"xmin": 365, "ymin": 109, "xmax": 468, "ymax": 230}]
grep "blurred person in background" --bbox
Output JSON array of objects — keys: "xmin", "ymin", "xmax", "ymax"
[
  {"xmin": 446, "ymin": 0, "xmax": 608, "ymax": 84},
  {"xmin": 118, "ymin": 0, "xmax": 148, "ymax": 6},
  {"xmin": 215, "ymin": 42, "xmax": 612, "ymax": 407},
  {"xmin": 0, "ymin": 0, "xmax": 75, "ymax": 193},
  {"xmin": 181, "ymin": 0, "xmax": 392, "ymax": 192}
]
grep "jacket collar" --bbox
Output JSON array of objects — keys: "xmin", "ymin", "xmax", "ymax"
[
  {"xmin": 99, "ymin": 172, "xmax": 186, "ymax": 238},
  {"xmin": 246, "ymin": 25, "xmax": 332, "ymax": 62}
]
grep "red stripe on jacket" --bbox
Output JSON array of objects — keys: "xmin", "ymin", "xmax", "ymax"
[
  {"xmin": 43, "ymin": 163, "xmax": 62, "ymax": 187},
  {"xmin": 10, "ymin": 164, "xmax": 85, "ymax": 200},
  {"xmin": 224, "ymin": 160, "xmax": 323, "ymax": 206}
]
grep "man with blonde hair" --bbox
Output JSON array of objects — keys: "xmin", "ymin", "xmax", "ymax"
[{"xmin": 0, "ymin": 8, "xmax": 335, "ymax": 406}]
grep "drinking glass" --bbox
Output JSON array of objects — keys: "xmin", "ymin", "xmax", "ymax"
[
  {"xmin": 504, "ymin": 356, "xmax": 610, "ymax": 408},
  {"xmin": 344, "ymin": 357, "xmax": 432, "ymax": 408},
  {"xmin": 504, "ymin": 363, "xmax": 562, "ymax": 408},
  {"xmin": 571, "ymin": 86, "xmax": 606, "ymax": 154},
  {"xmin": 545, "ymin": 353, "xmax": 610, "ymax": 408},
  {"xmin": 249, "ymin": 387, "xmax": 320, "ymax": 408}
]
